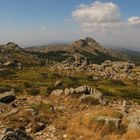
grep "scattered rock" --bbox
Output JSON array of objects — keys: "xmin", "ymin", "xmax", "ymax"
[
  {"xmin": 74, "ymin": 86, "xmax": 92, "ymax": 95},
  {"xmin": 64, "ymin": 86, "xmax": 93, "ymax": 96},
  {"xmin": 1, "ymin": 127, "xmax": 33, "ymax": 140},
  {"xmin": 54, "ymin": 81, "xmax": 63, "ymax": 88},
  {"xmin": 32, "ymin": 122, "xmax": 46, "ymax": 133},
  {"xmin": 92, "ymin": 89, "xmax": 103, "ymax": 100},
  {"xmin": 0, "ymin": 90, "xmax": 15, "ymax": 104},
  {"xmin": 64, "ymin": 88, "xmax": 71, "ymax": 96},
  {"xmin": 51, "ymin": 89, "xmax": 64, "ymax": 96}
]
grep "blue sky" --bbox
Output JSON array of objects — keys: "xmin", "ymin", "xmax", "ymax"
[{"xmin": 0, "ymin": 0, "xmax": 140, "ymax": 48}]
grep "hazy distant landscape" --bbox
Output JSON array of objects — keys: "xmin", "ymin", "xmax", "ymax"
[{"xmin": 0, "ymin": 1, "xmax": 140, "ymax": 140}]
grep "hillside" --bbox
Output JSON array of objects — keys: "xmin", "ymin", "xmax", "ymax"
[
  {"xmin": 26, "ymin": 37, "xmax": 126, "ymax": 64},
  {"xmin": 0, "ymin": 40, "xmax": 140, "ymax": 140},
  {"xmin": 0, "ymin": 64, "xmax": 140, "ymax": 140},
  {"xmin": 118, "ymin": 48, "xmax": 140, "ymax": 66},
  {"xmin": 0, "ymin": 42, "xmax": 41, "ymax": 68}
]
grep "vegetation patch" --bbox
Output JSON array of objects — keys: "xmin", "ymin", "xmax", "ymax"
[{"xmin": 29, "ymin": 88, "xmax": 40, "ymax": 96}]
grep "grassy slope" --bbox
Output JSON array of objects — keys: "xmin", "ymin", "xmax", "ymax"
[
  {"xmin": 0, "ymin": 67, "xmax": 140, "ymax": 139},
  {"xmin": 0, "ymin": 67, "xmax": 140, "ymax": 102}
]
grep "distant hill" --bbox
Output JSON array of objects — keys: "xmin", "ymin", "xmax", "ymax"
[
  {"xmin": 0, "ymin": 42, "xmax": 41, "ymax": 67},
  {"xmin": 26, "ymin": 37, "xmax": 126, "ymax": 64},
  {"xmin": 2, "ymin": 39, "xmax": 139, "ymax": 67},
  {"xmin": 118, "ymin": 48, "xmax": 140, "ymax": 65}
]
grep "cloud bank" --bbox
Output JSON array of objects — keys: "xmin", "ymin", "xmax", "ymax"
[
  {"xmin": 72, "ymin": 1, "xmax": 140, "ymax": 33},
  {"xmin": 72, "ymin": 1, "xmax": 140, "ymax": 46}
]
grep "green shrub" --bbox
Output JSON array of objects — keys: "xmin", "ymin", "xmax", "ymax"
[
  {"xmin": 46, "ymin": 84, "xmax": 55, "ymax": 95},
  {"xmin": 117, "ymin": 124, "xmax": 127, "ymax": 134},
  {"xmin": 0, "ymin": 84, "xmax": 11, "ymax": 93},
  {"xmin": 40, "ymin": 60, "xmax": 46, "ymax": 66},
  {"xmin": 107, "ymin": 121, "xmax": 116, "ymax": 133},
  {"xmin": 63, "ymin": 77, "xmax": 80, "ymax": 88},
  {"xmin": 14, "ymin": 86, "xmax": 23, "ymax": 93},
  {"xmin": 109, "ymin": 80, "xmax": 126, "ymax": 86},
  {"xmin": 81, "ymin": 96, "xmax": 99, "ymax": 105},
  {"xmin": 118, "ymin": 88, "xmax": 140, "ymax": 99},
  {"xmin": 97, "ymin": 87, "xmax": 116, "ymax": 97},
  {"xmin": 0, "ymin": 70, "xmax": 16, "ymax": 78},
  {"xmin": 24, "ymin": 82, "xmax": 33, "ymax": 88},
  {"xmin": 29, "ymin": 89, "xmax": 40, "ymax": 96},
  {"xmin": 31, "ymin": 102, "xmax": 53, "ymax": 112}
]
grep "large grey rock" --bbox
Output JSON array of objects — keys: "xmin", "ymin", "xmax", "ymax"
[
  {"xmin": 0, "ymin": 90, "xmax": 15, "ymax": 103},
  {"xmin": 74, "ymin": 86, "xmax": 92, "ymax": 95},
  {"xmin": 64, "ymin": 86, "xmax": 92, "ymax": 96},
  {"xmin": 93, "ymin": 89, "xmax": 103, "ymax": 100}
]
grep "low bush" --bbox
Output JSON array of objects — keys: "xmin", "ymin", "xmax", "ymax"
[
  {"xmin": 14, "ymin": 86, "xmax": 23, "ymax": 93},
  {"xmin": 81, "ymin": 96, "xmax": 99, "ymax": 105},
  {"xmin": 31, "ymin": 102, "xmax": 53, "ymax": 112},
  {"xmin": 29, "ymin": 88, "xmax": 40, "ymax": 96},
  {"xmin": 0, "ymin": 84, "xmax": 12, "ymax": 93},
  {"xmin": 24, "ymin": 82, "xmax": 33, "ymax": 88},
  {"xmin": 0, "ymin": 70, "xmax": 16, "ymax": 78},
  {"xmin": 118, "ymin": 88, "xmax": 140, "ymax": 99},
  {"xmin": 46, "ymin": 84, "xmax": 55, "ymax": 95},
  {"xmin": 109, "ymin": 80, "xmax": 126, "ymax": 86},
  {"xmin": 117, "ymin": 124, "xmax": 127, "ymax": 134}
]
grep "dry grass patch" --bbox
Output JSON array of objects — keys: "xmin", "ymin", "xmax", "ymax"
[{"xmin": 65, "ymin": 107, "xmax": 124, "ymax": 139}]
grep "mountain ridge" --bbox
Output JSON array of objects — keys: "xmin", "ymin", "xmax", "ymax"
[{"xmin": 25, "ymin": 37, "xmax": 126, "ymax": 64}]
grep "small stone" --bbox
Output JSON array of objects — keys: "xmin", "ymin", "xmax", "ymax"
[{"xmin": 63, "ymin": 134, "xmax": 67, "ymax": 138}]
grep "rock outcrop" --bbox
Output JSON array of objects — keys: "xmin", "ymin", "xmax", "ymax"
[
  {"xmin": 51, "ymin": 85, "xmax": 106, "ymax": 105},
  {"xmin": 51, "ymin": 60, "xmax": 140, "ymax": 81}
]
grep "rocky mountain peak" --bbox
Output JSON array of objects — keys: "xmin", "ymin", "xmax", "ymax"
[
  {"xmin": 0, "ymin": 42, "xmax": 23, "ymax": 52},
  {"xmin": 6, "ymin": 42, "xmax": 18, "ymax": 47},
  {"xmin": 85, "ymin": 37, "xmax": 96, "ymax": 43},
  {"xmin": 72, "ymin": 37, "xmax": 101, "ymax": 50},
  {"xmin": 6, "ymin": 42, "xmax": 22, "ymax": 51},
  {"xmin": 72, "ymin": 39, "xmax": 88, "ymax": 48}
]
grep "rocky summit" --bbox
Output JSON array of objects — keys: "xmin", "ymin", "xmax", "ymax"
[{"xmin": 0, "ymin": 38, "xmax": 140, "ymax": 140}]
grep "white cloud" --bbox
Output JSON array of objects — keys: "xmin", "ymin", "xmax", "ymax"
[
  {"xmin": 128, "ymin": 17, "xmax": 140, "ymax": 26},
  {"xmin": 72, "ymin": 1, "xmax": 140, "ymax": 33},
  {"xmin": 72, "ymin": 1, "xmax": 120, "ymax": 24}
]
